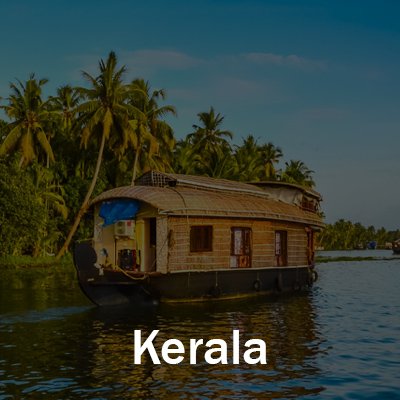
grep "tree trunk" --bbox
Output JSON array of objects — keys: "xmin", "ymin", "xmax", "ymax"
[
  {"xmin": 55, "ymin": 131, "xmax": 107, "ymax": 260},
  {"xmin": 131, "ymin": 146, "xmax": 140, "ymax": 185},
  {"xmin": 18, "ymin": 156, "xmax": 25, "ymax": 168}
]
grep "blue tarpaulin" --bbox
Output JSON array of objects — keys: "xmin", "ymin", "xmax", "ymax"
[{"xmin": 99, "ymin": 199, "xmax": 140, "ymax": 226}]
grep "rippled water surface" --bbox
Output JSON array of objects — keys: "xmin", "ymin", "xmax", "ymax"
[{"xmin": 1, "ymin": 254, "xmax": 400, "ymax": 399}]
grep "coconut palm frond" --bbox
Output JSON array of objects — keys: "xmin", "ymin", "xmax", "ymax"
[
  {"xmin": 20, "ymin": 128, "xmax": 35, "ymax": 165},
  {"xmin": 36, "ymin": 130, "xmax": 55, "ymax": 163},
  {"xmin": 0, "ymin": 124, "xmax": 22, "ymax": 156}
]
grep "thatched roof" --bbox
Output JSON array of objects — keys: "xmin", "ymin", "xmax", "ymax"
[{"xmin": 92, "ymin": 172, "xmax": 324, "ymax": 228}]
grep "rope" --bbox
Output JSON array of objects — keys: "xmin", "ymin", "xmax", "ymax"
[{"xmin": 113, "ymin": 263, "xmax": 148, "ymax": 281}]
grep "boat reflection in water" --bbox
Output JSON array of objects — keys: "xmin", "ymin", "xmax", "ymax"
[{"xmin": 78, "ymin": 293, "xmax": 324, "ymax": 399}]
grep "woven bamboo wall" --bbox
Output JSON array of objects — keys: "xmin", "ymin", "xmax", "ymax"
[{"xmin": 165, "ymin": 216, "xmax": 308, "ymax": 272}]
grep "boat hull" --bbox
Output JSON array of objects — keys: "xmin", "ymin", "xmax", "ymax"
[{"xmin": 74, "ymin": 243, "xmax": 317, "ymax": 306}]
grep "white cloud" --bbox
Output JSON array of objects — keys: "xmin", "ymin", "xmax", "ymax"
[
  {"xmin": 65, "ymin": 49, "xmax": 203, "ymax": 83},
  {"xmin": 211, "ymin": 76, "xmax": 288, "ymax": 104},
  {"xmin": 66, "ymin": 49, "xmax": 325, "ymax": 84},
  {"xmin": 120, "ymin": 49, "xmax": 204, "ymax": 74},
  {"xmin": 299, "ymin": 107, "xmax": 347, "ymax": 120},
  {"xmin": 243, "ymin": 52, "xmax": 325, "ymax": 70}
]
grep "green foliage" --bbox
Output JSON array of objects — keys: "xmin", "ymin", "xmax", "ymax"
[
  {"xmin": 0, "ymin": 159, "xmax": 46, "ymax": 255},
  {"xmin": 0, "ymin": 253, "xmax": 72, "ymax": 269},
  {"xmin": 0, "ymin": 119, "xmax": 9, "ymax": 137},
  {"xmin": 0, "ymin": 254, "xmax": 76, "ymax": 291},
  {"xmin": 233, "ymin": 135, "xmax": 283, "ymax": 181},
  {"xmin": 174, "ymin": 129, "xmax": 288, "ymax": 183},
  {"xmin": 281, "ymin": 160, "xmax": 315, "ymax": 188},
  {"xmin": 127, "ymin": 78, "xmax": 176, "ymax": 181},
  {"xmin": 0, "ymin": 52, "xmax": 322, "ymax": 257},
  {"xmin": 318, "ymin": 219, "xmax": 400, "ymax": 250},
  {"xmin": 0, "ymin": 74, "xmax": 56, "ymax": 167}
]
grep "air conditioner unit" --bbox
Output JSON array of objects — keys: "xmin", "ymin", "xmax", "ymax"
[{"xmin": 114, "ymin": 220, "xmax": 135, "ymax": 237}]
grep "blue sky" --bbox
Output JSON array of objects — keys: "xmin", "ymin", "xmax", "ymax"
[{"xmin": 1, "ymin": 0, "xmax": 400, "ymax": 229}]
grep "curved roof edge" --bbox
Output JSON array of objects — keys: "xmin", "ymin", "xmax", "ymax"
[{"xmin": 91, "ymin": 185, "xmax": 324, "ymax": 228}]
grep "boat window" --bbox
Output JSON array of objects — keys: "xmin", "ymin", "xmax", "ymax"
[
  {"xmin": 301, "ymin": 196, "xmax": 317, "ymax": 212},
  {"xmin": 190, "ymin": 226, "xmax": 213, "ymax": 252},
  {"xmin": 230, "ymin": 227, "xmax": 252, "ymax": 268}
]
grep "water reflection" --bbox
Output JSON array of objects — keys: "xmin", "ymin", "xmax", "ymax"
[
  {"xmin": 70, "ymin": 296, "xmax": 322, "ymax": 398},
  {"xmin": 2, "ymin": 259, "xmax": 400, "ymax": 398},
  {"xmin": 0, "ymin": 288, "xmax": 325, "ymax": 399}
]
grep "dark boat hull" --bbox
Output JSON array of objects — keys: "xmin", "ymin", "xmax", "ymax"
[{"xmin": 74, "ymin": 243, "xmax": 317, "ymax": 306}]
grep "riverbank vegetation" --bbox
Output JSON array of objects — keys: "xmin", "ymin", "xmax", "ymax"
[
  {"xmin": 318, "ymin": 219, "xmax": 400, "ymax": 250},
  {"xmin": 0, "ymin": 254, "xmax": 76, "ymax": 290},
  {"xmin": 0, "ymin": 51, "xmax": 316, "ymax": 258},
  {"xmin": 0, "ymin": 254, "xmax": 73, "ymax": 269}
]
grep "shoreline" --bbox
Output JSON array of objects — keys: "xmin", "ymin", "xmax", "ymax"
[
  {"xmin": 0, "ymin": 253, "xmax": 397, "ymax": 291},
  {"xmin": 0, "ymin": 256, "xmax": 77, "ymax": 290},
  {"xmin": 1, "ymin": 253, "xmax": 396, "ymax": 269}
]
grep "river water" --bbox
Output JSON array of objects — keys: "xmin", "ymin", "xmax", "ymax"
[{"xmin": 1, "ymin": 252, "xmax": 400, "ymax": 399}]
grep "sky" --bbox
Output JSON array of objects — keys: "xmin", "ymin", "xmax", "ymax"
[{"xmin": 1, "ymin": 0, "xmax": 399, "ymax": 229}]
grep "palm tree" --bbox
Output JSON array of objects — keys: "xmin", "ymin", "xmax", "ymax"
[
  {"xmin": 49, "ymin": 85, "xmax": 93, "ymax": 182},
  {"xmin": 186, "ymin": 107, "xmax": 234, "ymax": 177},
  {"xmin": 196, "ymin": 144, "xmax": 236, "ymax": 178},
  {"xmin": 188, "ymin": 106, "xmax": 233, "ymax": 152},
  {"xmin": 0, "ymin": 119, "xmax": 9, "ymax": 140},
  {"xmin": 56, "ymin": 51, "xmax": 132, "ymax": 259},
  {"xmin": 233, "ymin": 135, "xmax": 263, "ymax": 181},
  {"xmin": 49, "ymin": 85, "xmax": 81, "ymax": 133},
  {"xmin": 281, "ymin": 160, "xmax": 315, "ymax": 188},
  {"xmin": 32, "ymin": 164, "xmax": 68, "ymax": 256},
  {"xmin": 127, "ymin": 79, "xmax": 176, "ymax": 183},
  {"xmin": 172, "ymin": 138, "xmax": 199, "ymax": 175},
  {"xmin": 259, "ymin": 142, "xmax": 283, "ymax": 180},
  {"xmin": 0, "ymin": 74, "xmax": 55, "ymax": 167}
]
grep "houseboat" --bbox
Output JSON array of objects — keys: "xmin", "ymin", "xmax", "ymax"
[{"xmin": 74, "ymin": 171, "xmax": 324, "ymax": 306}]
